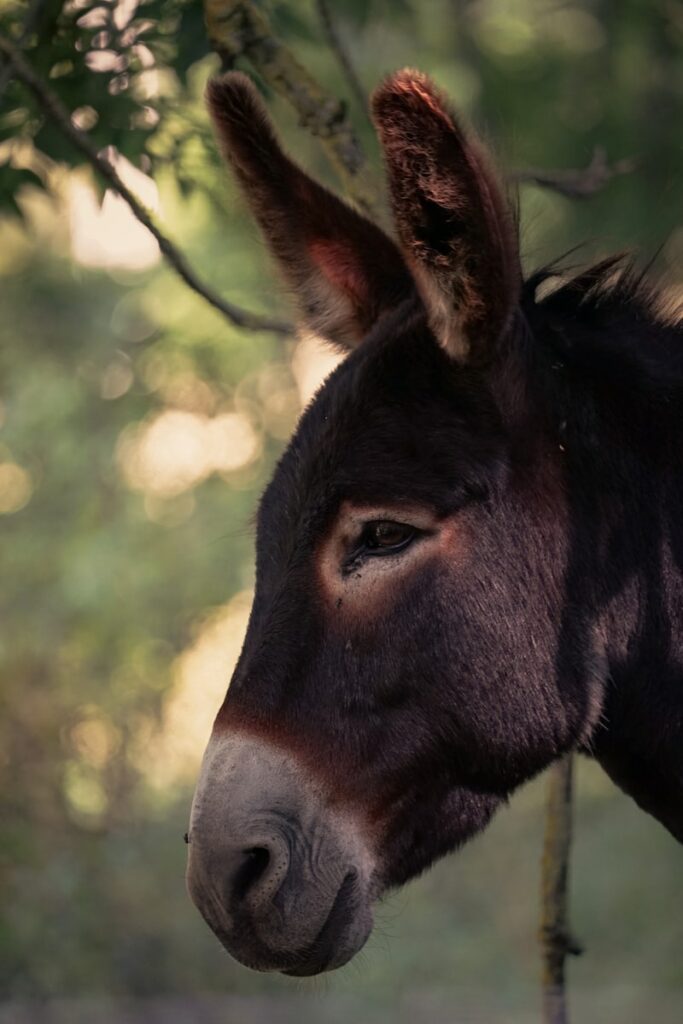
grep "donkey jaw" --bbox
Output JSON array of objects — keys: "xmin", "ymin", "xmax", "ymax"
[{"xmin": 186, "ymin": 733, "xmax": 376, "ymax": 974}]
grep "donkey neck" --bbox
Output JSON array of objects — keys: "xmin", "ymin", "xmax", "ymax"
[
  {"xmin": 549, "ymin": 350, "xmax": 683, "ymax": 843},
  {"xmin": 597, "ymin": 463, "xmax": 683, "ymax": 843}
]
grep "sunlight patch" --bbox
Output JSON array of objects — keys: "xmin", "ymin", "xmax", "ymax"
[
  {"xmin": 141, "ymin": 590, "xmax": 253, "ymax": 788},
  {"xmin": 291, "ymin": 334, "xmax": 344, "ymax": 407},
  {"xmin": 0, "ymin": 461, "xmax": 33, "ymax": 514},
  {"xmin": 117, "ymin": 408, "xmax": 260, "ymax": 498},
  {"xmin": 69, "ymin": 156, "xmax": 160, "ymax": 271}
]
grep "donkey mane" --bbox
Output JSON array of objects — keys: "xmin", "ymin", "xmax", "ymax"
[{"xmin": 524, "ymin": 255, "xmax": 683, "ymax": 400}]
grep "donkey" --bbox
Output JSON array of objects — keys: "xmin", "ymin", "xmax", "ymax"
[{"xmin": 186, "ymin": 69, "xmax": 683, "ymax": 976}]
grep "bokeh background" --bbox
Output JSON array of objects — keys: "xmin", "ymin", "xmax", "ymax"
[{"xmin": 1, "ymin": 1, "xmax": 682, "ymax": 1021}]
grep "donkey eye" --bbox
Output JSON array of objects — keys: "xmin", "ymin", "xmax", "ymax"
[{"xmin": 361, "ymin": 520, "xmax": 417, "ymax": 554}]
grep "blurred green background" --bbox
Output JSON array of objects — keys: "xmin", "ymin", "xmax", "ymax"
[{"xmin": 0, "ymin": 1, "xmax": 681, "ymax": 1021}]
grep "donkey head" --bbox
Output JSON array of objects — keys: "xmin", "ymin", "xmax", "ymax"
[{"xmin": 187, "ymin": 70, "xmax": 597, "ymax": 976}]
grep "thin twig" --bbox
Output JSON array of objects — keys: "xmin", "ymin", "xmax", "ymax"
[
  {"xmin": 203, "ymin": 0, "xmax": 378, "ymax": 216},
  {"xmin": 0, "ymin": 34, "xmax": 292, "ymax": 336},
  {"xmin": 512, "ymin": 146, "xmax": 636, "ymax": 199},
  {"xmin": 540, "ymin": 756, "xmax": 582, "ymax": 1024},
  {"xmin": 315, "ymin": 0, "xmax": 369, "ymax": 124}
]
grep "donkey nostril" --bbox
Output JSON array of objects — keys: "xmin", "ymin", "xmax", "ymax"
[{"xmin": 233, "ymin": 846, "xmax": 271, "ymax": 902}]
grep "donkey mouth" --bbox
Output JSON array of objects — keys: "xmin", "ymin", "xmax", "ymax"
[
  {"xmin": 200, "ymin": 868, "xmax": 372, "ymax": 976},
  {"xmin": 283, "ymin": 870, "xmax": 372, "ymax": 976}
]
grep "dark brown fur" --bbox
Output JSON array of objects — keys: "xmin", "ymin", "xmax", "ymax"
[
  {"xmin": 206, "ymin": 74, "xmax": 413, "ymax": 348},
  {"xmin": 373, "ymin": 69, "xmax": 520, "ymax": 357},
  {"xmin": 188, "ymin": 69, "xmax": 683, "ymax": 977}
]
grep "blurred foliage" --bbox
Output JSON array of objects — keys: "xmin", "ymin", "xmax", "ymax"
[{"xmin": 0, "ymin": 0, "xmax": 682, "ymax": 1020}]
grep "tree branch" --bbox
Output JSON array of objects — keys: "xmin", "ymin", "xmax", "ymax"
[
  {"xmin": 0, "ymin": 35, "xmax": 292, "ymax": 337},
  {"xmin": 512, "ymin": 146, "xmax": 636, "ymax": 199},
  {"xmin": 203, "ymin": 0, "xmax": 378, "ymax": 217},
  {"xmin": 0, "ymin": 0, "xmax": 49, "ymax": 99},
  {"xmin": 315, "ymin": 0, "xmax": 369, "ymax": 124},
  {"xmin": 540, "ymin": 756, "xmax": 583, "ymax": 1024}
]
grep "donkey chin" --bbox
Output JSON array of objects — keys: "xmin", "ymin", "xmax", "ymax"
[{"xmin": 185, "ymin": 734, "xmax": 376, "ymax": 976}]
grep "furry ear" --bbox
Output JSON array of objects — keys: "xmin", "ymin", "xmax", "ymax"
[
  {"xmin": 372, "ymin": 69, "xmax": 520, "ymax": 361},
  {"xmin": 207, "ymin": 73, "xmax": 414, "ymax": 349}
]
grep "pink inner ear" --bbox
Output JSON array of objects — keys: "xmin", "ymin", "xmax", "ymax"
[{"xmin": 308, "ymin": 238, "xmax": 368, "ymax": 309}]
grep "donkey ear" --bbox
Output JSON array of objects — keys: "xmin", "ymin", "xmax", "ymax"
[
  {"xmin": 206, "ymin": 73, "xmax": 414, "ymax": 349},
  {"xmin": 372, "ymin": 70, "xmax": 520, "ymax": 362}
]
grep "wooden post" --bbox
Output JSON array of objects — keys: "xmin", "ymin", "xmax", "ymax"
[{"xmin": 539, "ymin": 755, "xmax": 581, "ymax": 1024}]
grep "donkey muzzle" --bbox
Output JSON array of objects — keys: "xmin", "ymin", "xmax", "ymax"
[{"xmin": 185, "ymin": 734, "xmax": 374, "ymax": 975}]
